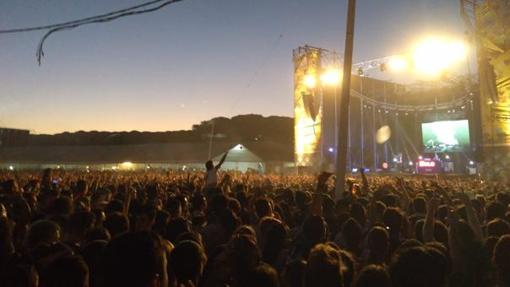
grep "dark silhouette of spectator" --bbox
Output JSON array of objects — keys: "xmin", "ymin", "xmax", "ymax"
[
  {"xmin": 168, "ymin": 240, "xmax": 207, "ymax": 286},
  {"xmin": 102, "ymin": 231, "xmax": 167, "ymax": 287},
  {"xmin": 43, "ymin": 255, "xmax": 89, "ymax": 287},
  {"xmin": 305, "ymin": 243, "xmax": 344, "ymax": 287},
  {"xmin": 103, "ymin": 212, "xmax": 129, "ymax": 238},
  {"xmin": 493, "ymin": 235, "xmax": 510, "ymax": 287},
  {"xmin": 366, "ymin": 226, "xmax": 389, "ymax": 265},
  {"xmin": 353, "ymin": 264, "xmax": 391, "ymax": 287}
]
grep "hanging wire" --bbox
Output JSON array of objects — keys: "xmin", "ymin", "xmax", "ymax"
[
  {"xmin": 0, "ymin": 0, "xmax": 169, "ymax": 34},
  {"xmin": 0, "ymin": 0, "xmax": 184, "ymax": 65}
]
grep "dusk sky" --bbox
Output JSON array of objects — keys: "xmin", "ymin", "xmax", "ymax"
[{"xmin": 1, "ymin": 0, "xmax": 467, "ymax": 134}]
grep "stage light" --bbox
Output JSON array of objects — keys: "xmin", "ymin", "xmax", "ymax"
[
  {"xmin": 408, "ymin": 161, "xmax": 414, "ymax": 166},
  {"xmin": 376, "ymin": 125, "xmax": 391, "ymax": 144},
  {"xmin": 412, "ymin": 37, "xmax": 467, "ymax": 76},
  {"xmin": 119, "ymin": 161, "xmax": 135, "ymax": 170},
  {"xmin": 320, "ymin": 69, "xmax": 342, "ymax": 86},
  {"xmin": 418, "ymin": 155, "xmax": 423, "ymax": 160},
  {"xmin": 445, "ymin": 154, "xmax": 450, "ymax": 160},
  {"xmin": 446, "ymin": 41, "xmax": 468, "ymax": 62},
  {"xmin": 387, "ymin": 56, "xmax": 408, "ymax": 72},
  {"xmin": 8, "ymin": 166, "xmax": 14, "ymax": 171},
  {"xmin": 121, "ymin": 161, "xmax": 133, "ymax": 167},
  {"xmin": 393, "ymin": 157, "xmax": 398, "ymax": 163},
  {"xmin": 303, "ymin": 74, "xmax": 316, "ymax": 89},
  {"xmin": 352, "ymin": 168, "xmax": 358, "ymax": 173},
  {"xmin": 328, "ymin": 147, "xmax": 334, "ymax": 153},
  {"xmin": 469, "ymin": 160, "xmax": 474, "ymax": 165}
]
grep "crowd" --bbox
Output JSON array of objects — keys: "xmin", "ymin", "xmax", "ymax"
[{"xmin": 0, "ymin": 159, "xmax": 510, "ymax": 287}]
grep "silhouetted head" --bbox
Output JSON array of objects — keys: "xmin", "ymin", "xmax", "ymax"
[
  {"xmin": 354, "ymin": 264, "xmax": 391, "ymax": 287},
  {"xmin": 165, "ymin": 217, "xmax": 191, "ymax": 244},
  {"xmin": 104, "ymin": 212, "xmax": 129, "ymax": 238},
  {"xmin": 303, "ymin": 215, "xmax": 327, "ymax": 244},
  {"xmin": 44, "ymin": 255, "xmax": 89, "ymax": 287},
  {"xmin": 169, "ymin": 240, "xmax": 207, "ymax": 285},
  {"xmin": 305, "ymin": 244, "xmax": 344, "ymax": 287},
  {"xmin": 241, "ymin": 263, "xmax": 280, "ymax": 287},
  {"xmin": 368, "ymin": 226, "xmax": 389, "ymax": 263},
  {"xmin": 283, "ymin": 260, "xmax": 306, "ymax": 287},
  {"xmin": 227, "ymin": 234, "xmax": 261, "ymax": 282},
  {"xmin": 487, "ymin": 218, "xmax": 510, "ymax": 237},
  {"xmin": 103, "ymin": 231, "xmax": 167, "ymax": 287},
  {"xmin": 206, "ymin": 160, "xmax": 214, "ymax": 170},
  {"xmin": 341, "ymin": 218, "xmax": 363, "ymax": 255},
  {"xmin": 487, "ymin": 201, "xmax": 506, "ymax": 221},
  {"xmin": 25, "ymin": 220, "xmax": 61, "ymax": 250},
  {"xmin": 255, "ymin": 198, "xmax": 273, "ymax": 219},
  {"xmin": 494, "ymin": 235, "xmax": 510, "ymax": 286}
]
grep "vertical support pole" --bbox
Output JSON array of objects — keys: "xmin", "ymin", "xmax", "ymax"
[
  {"xmin": 335, "ymin": 0, "xmax": 356, "ymax": 199},
  {"xmin": 372, "ymin": 103, "xmax": 377, "ymax": 171},
  {"xmin": 360, "ymin": 78, "xmax": 364, "ymax": 168}
]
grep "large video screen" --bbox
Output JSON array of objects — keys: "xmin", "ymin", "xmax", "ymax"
[{"xmin": 422, "ymin": 120, "xmax": 470, "ymax": 152}]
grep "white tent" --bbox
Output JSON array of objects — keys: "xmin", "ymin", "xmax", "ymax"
[{"xmin": 212, "ymin": 144, "xmax": 264, "ymax": 172}]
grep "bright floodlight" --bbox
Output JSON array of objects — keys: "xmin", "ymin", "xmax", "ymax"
[
  {"xmin": 446, "ymin": 41, "xmax": 468, "ymax": 62},
  {"xmin": 320, "ymin": 69, "xmax": 342, "ymax": 86},
  {"xmin": 387, "ymin": 56, "xmax": 407, "ymax": 72},
  {"xmin": 412, "ymin": 37, "xmax": 467, "ymax": 75},
  {"xmin": 120, "ymin": 161, "xmax": 134, "ymax": 169},
  {"xmin": 303, "ymin": 74, "xmax": 317, "ymax": 89}
]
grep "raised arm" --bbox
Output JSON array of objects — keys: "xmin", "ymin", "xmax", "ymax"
[
  {"xmin": 397, "ymin": 177, "xmax": 411, "ymax": 211},
  {"xmin": 458, "ymin": 192, "xmax": 484, "ymax": 241},
  {"xmin": 215, "ymin": 151, "xmax": 229, "ymax": 169},
  {"xmin": 123, "ymin": 186, "xmax": 134, "ymax": 216},
  {"xmin": 423, "ymin": 196, "xmax": 438, "ymax": 242}
]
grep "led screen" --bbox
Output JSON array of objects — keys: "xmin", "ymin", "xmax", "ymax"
[{"xmin": 422, "ymin": 120, "xmax": 470, "ymax": 152}]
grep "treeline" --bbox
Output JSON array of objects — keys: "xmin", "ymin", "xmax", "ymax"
[{"xmin": 23, "ymin": 114, "xmax": 293, "ymax": 146}]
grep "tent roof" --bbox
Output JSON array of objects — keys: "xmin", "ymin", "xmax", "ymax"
[{"xmin": 212, "ymin": 144, "xmax": 263, "ymax": 163}]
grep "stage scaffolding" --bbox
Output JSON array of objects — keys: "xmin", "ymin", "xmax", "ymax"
[{"xmin": 293, "ymin": 45, "xmax": 477, "ymax": 173}]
